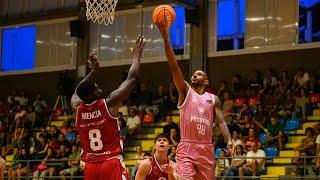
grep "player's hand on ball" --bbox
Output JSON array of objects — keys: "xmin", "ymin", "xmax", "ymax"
[
  {"xmin": 87, "ymin": 52, "xmax": 99, "ymax": 71},
  {"xmin": 155, "ymin": 22, "xmax": 169, "ymax": 41},
  {"xmin": 133, "ymin": 35, "xmax": 146, "ymax": 59},
  {"xmin": 163, "ymin": 164, "xmax": 174, "ymax": 175}
]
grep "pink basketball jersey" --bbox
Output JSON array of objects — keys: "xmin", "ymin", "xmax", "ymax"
[{"xmin": 178, "ymin": 87, "xmax": 216, "ymax": 143}]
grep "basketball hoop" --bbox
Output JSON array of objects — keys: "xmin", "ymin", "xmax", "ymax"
[{"xmin": 85, "ymin": 0, "xmax": 118, "ymax": 25}]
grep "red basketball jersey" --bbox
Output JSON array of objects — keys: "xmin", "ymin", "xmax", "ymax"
[
  {"xmin": 146, "ymin": 155, "xmax": 171, "ymax": 180},
  {"xmin": 76, "ymin": 99, "xmax": 122, "ymax": 162}
]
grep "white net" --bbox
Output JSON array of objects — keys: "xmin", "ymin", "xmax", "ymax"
[{"xmin": 85, "ymin": 0, "xmax": 118, "ymax": 25}]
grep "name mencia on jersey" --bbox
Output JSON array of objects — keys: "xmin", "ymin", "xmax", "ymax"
[{"xmin": 82, "ymin": 110, "xmax": 102, "ymax": 120}]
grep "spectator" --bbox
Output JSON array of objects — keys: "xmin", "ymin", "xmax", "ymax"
[
  {"xmin": 263, "ymin": 68, "xmax": 277, "ymax": 87},
  {"xmin": 26, "ymin": 105, "xmax": 36, "ymax": 128},
  {"xmin": 126, "ymin": 109, "xmax": 141, "ymax": 135},
  {"xmin": 248, "ymin": 70, "xmax": 262, "ymax": 94},
  {"xmin": 17, "ymin": 91, "xmax": 29, "ymax": 107},
  {"xmin": 8, "ymin": 147, "xmax": 20, "ymax": 179},
  {"xmin": 168, "ymin": 83, "xmax": 178, "ymax": 107},
  {"xmin": 33, "ymin": 147, "xmax": 56, "ymax": 179},
  {"xmin": 216, "ymin": 149, "xmax": 230, "ymax": 176},
  {"xmin": 33, "ymin": 94, "xmax": 48, "ymax": 116},
  {"xmin": 162, "ymin": 116, "xmax": 180, "ymax": 136},
  {"xmin": 131, "ymin": 145, "xmax": 144, "ymax": 179},
  {"xmin": 132, "ymin": 152, "xmax": 152, "ymax": 180},
  {"xmin": 11, "ymin": 147, "xmax": 29, "ymax": 179},
  {"xmin": 293, "ymin": 127, "xmax": 316, "ymax": 164},
  {"xmin": 222, "ymin": 91, "xmax": 234, "ymax": 124},
  {"xmin": 224, "ymin": 144, "xmax": 246, "ymax": 179},
  {"xmin": 59, "ymin": 145, "xmax": 80, "ymax": 180},
  {"xmin": 168, "ymin": 146, "xmax": 177, "ymax": 162},
  {"xmin": 292, "ymin": 88, "xmax": 310, "ymax": 121},
  {"xmin": 243, "ymin": 128, "xmax": 259, "ymax": 152},
  {"xmin": 169, "ymin": 128, "xmax": 180, "ymax": 147},
  {"xmin": 253, "ymin": 104, "xmax": 267, "ymax": 127},
  {"xmin": 237, "ymin": 103, "xmax": 250, "ymax": 124},
  {"xmin": 0, "ymin": 155, "xmax": 5, "ymax": 180},
  {"xmin": 293, "ymin": 68, "xmax": 311, "ymax": 90},
  {"xmin": 118, "ymin": 105, "xmax": 129, "ymax": 119},
  {"xmin": 151, "ymin": 85, "xmax": 168, "ymax": 115},
  {"xmin": 240, "ymin": 115, "xmax": 256, "ymax": 137},
  {"xmin": 135, "ymin": 83, "xmax": 153, "ymax": 112},
  {"xmin": 232, "ymin": 74, "xmax": 243, "ymax": 97},
  {"xmin": 279, "ymin": 70, "xmax": 291, "ymax": 89},
  {"xmin": 231, "ymin": 131, "xmax": 244, "ymax": 151},
  {"xmin": 239, "ymin": 142, "xmax": 266, "ymax": 179},
  {"xmin": 266, "ymin": 115, "xmax": 284, "ymax": 150},
  {"xmin": 278, "ymin": 89, "xmax": 295, "ymax": 119},
  {"xmin": 119, "ymin": 117, "xmax": 128, "ymax": 144},
  {"xmin": 217, "ymin": 81, "xmax": 231, "ymax": 99}
]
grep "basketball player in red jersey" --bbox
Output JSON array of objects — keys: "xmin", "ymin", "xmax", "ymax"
[
  {"xmin": 156, "ymin": 22, "xmax": 232, "ymax": 180},
  {"xmin": 71, "ymin": 35, "xmax": 145, "ymax": 180},
  {"xmin": 135, "ymin": 133, "xmax": 176, "ymax": 180}
]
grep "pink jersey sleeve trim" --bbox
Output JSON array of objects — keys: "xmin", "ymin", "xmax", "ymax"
[
  {"xmin": 177, "ymin": 86, "xmax": 191, "ymax": 109},
  {"xmin": 103, "ymin": 99, "xmax": 118, "ymax": 120}
]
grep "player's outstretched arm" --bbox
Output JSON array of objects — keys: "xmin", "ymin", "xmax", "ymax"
[
  {"xmin": 155, "ymin": 22, "xmax": 189, "ymax": 102},
  {"xmin": 135, "ymin": 159, "xmax": 151, "ymax": 180},
  {"xmin": 214, "ymin": 96, "xmax": 232, "ymax": 151},
  {"xmin": 71, "ymin": 53, "xmax": 99, "ymax": 110},
  {"xmin": 106, "ymin": 35, "xmax": 145, "ymax": 114}
]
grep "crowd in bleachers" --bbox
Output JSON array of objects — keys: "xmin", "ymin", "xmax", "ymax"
[{"xmin": 1, "ymin": 67, "xmax": 320, "ymax": 179}]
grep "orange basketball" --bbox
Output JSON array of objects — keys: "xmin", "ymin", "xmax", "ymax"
[{"xmin": 152, "ymin": 5, "xmax": 176, "ymax": 27}]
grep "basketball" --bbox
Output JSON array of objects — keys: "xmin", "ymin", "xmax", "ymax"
[{"xmin": 152, "ymin": 5, "xmax": 176, "ymax": 27}]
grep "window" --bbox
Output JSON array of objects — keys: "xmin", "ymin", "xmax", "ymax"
[
  {"xmin": 1, "ymin": 26, "xmax": 36, "ymax": 71},
  {"xmin": 170, "ymin": 6, "xmax": 186, "ymax": 55},
  {"xmin": 299, "ymin": 0, "xmax": 320, "ymax": 43},
  {"xmin": 217, "ymin": 0, "xmax": 245, "ymax": 51}
]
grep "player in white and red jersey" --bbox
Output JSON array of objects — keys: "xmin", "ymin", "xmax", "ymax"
[
  {"xmin": 71, "ymin": 35, "xmax": 145, "ymax": 180},
  {"xmin": 156, "ymin": 22, "xmax": 232, "ymax": 180},
  {"xmin": 135, "ymin": 133, "xmax": 176, "ymax": 180}
]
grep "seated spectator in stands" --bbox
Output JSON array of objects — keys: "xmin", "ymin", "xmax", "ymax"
[
  {"xmin": 253, "ymin": 104, "xmax": 267, "ymax": 127},
  {"xmin": 11, "ymin": 147, "xmax": 29, "ymax": 179},
  {"xmin": 259, "ymin": 77, "xmax": 275, "ymax": 97},
  {"xmin": 135, "ymin": 83, "xmax": 153, "ymax": 112},
  {"xmin": 243, "ymin": 128, "xmax": 259, "ymax": 152},
  {"xmin": 266, "ymin": 115, "xmax": 284, "ymax": 150},
  {"xmin": 33, "ymin": 147, "xmax": 56, "ymax": 178},
  {"xmin": 12, "ymin": 127, "xmax": 25, "ymax": 148},
  {"xmin": 8, "ymin": 147, "xmax": 20, "ymax": 179},
  {"xmin": 162, "ymin": 116, "xmax": 180, "ymax": 136},
  {"xmin": 232, "ymin": 74, "xmax": 244, "ymax": 97},
  {"xmin": 59, "ymin": 145, "xmax": 80, "ymax": 180},
  {"xmin": 263, "ymin": 68, "xmax": 277, "ymax": 87},
  {"xmin": 126, "ymin": 109, "xmax": 141, "ymax": 135},
  {"xmin": 224, "ymin": 144, "xmax": 246, "ymax": 179},
  {"xmin": 222, "ymin": 91, "xmax": 234, "ymax": 124},
  {"xmin": 316, "ymin": 133, "xmax": 320, "ymax": 170},
  {"xmin": 33, "ymin": 94, "xmax": 48, "ymax": 116},
  {"xmin": 17, "ymin": 91, "xmax": 28, "ymax": 107},
  {"xmin": 278, "ymin": 89, "xmax": 295, "ymax": 119},
  {"xmin": 248, "ymin": 70, "xmax": 262, "ymax": 94},
  {"xmin": 48, "ymin": 125, "xmax": 59, "ymax": 141},
  {"xmin": 132, "ymin": 152, "xmax": 152, "ymax": 180},
  {"xmin": 14, "ymin": 105, "xmax": 26, "ymax": 123},
  {"xmin": 216, "ymin": 149, "xmax": 230, "ymax": 176},
  {"xmin": 118, "ymin": 104, "xmax": 129, "ymax": 119},
  {"xmin": 293, "ymin": 127, "xmax": 316, "ymax": 164},
  {"xmin": 293, "ymin": 68, "xmax": 311, "ymax": 90},
  {"xmin": 26, "ymin": 105, "xmax": 36, "ymax": 128},
  {"xmin": 217, "ymin": 81, "xmax": 231, "ymax": 99},
  {"xmin": 0, "ymin": 98, "xmax": 10, "ymax": 117},
  {"xmin": 239, "ymin": 142, "xmax": 266, "ymax": 179},
  {"xmin": 240, "ymin": 115, "xmax": 256, "ymax": 137},
  {"xmin": 131, "ymin": 145, "xmax": 144, "ymax": 179},
  {"xmin": 231, "ymin": 131, "xmax": 244, "ymax": 151},
  {"xmin": 151, "ymin": 85, "xmax": 168, "ymax": 115},
  {"xmin": 279, "ymin": 70, "xmax": 292, "ymax": 89},
  {"xmin": 168, "ymin": 146, "xmax": 177, "ymax": 162},
  {"xmin": 38, "ymin": 134, "xmax": 50, "ymax": 155},
  {"xmin": 292, "ymin": 88, "xmax": 310, "ymax": 121},
  {"xmin": 168, "ymin": 83, "xmax": 178, "ymax": 107},
  {"xmin": 169, "ymin": 128, "xmax": 180, "ymax": 147},
  {"xmin": 237, "ymin": 103, "xmax": 250, "ymax": 124},
  {"xmin": 119, "ymin": 117, "xmax": 128, "ymax": 144}
]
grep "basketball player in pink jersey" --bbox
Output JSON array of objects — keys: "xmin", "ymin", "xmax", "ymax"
[
  {"xmin": 135, "ymin": 133, "xmax": 176, "ymax": 180},
  {"xmin": 156, "ymin": 22, "xmax": 232, "ymax": 180},
  {"xmin": 71, "ymin": 35, "xmax": 145, "ymax": 180}
]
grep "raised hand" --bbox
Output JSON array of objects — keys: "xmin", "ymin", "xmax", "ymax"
[
  {"xmin": 132, "ymin": 35, "xmax": 146, "ymax": 59},
  {"xmin": 155, "ymin": 21, "xmax": 169, "ymax": 41},
  {"xmin": 163, "ymin": 164, "xmax": 174, "ymax": 175},
  {"xmin": 87, "ymin": 52, "xmax": 99, "ymax": 72}
]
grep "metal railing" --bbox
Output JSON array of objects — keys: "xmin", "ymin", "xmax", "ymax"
[{"xmin": 2, "ymin": 156, "xmax": 320, "ymax": 179}]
